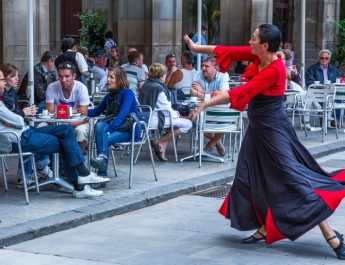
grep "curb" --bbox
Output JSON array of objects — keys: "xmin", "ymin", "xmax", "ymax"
[
  {"xmin": 0, "ymin": 168, "xmax": 235, "ymax": 248},
  {"xmin": 0, "ymin": 141, "xmax": 343, "ymax": 248}
]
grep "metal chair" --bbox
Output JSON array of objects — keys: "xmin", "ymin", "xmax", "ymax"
[
  {"xmin": 199, "ymin": 105, "xmax": 243, "ymax": 167},
  {"xmin": 0, "ymin": 130, "xmax": 39, "ymax": 204},
  {"xmin": 148, "ymin": 109, "xmax": 179, "ymax": 162},
  {"xmin": 110, "ymin": 120, "xmax": 157, "ymax": 189},
  {"xmin": 292, "ymin": 84, "xmax": 338, "ymax": 142},
  {"xmin": 333, "ymin": 83, "xmax": 345, "ymax": 128}
]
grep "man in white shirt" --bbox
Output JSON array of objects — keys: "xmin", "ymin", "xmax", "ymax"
[
  {"xmin": 46, "ymin": 62, "xmax": 90, "ymax": 152},
  {"xmin": 191, "ymin": 56, "xmax": 230, "ymax": 157}
]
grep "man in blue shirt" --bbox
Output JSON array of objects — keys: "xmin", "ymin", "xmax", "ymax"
[{"xmin": 191, "ymin": 26, "xmax": 208, "ymax": 66}]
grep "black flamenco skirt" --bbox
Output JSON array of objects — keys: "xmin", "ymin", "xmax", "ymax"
[{"xmin": 219, "ymin": 95, "xmax": 345, "ymax": 244}]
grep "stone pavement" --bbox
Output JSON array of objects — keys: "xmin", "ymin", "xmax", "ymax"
[
  {"xmin": 2, "ymin": 195, "xmax": 345, "ymax": 265},
  {"xmin": 0, "ymin": 126, "xmax": 345, "ymax": 247}
]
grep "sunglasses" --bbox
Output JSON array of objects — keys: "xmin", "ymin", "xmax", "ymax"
[
  {"xmin": 320, "ymin": 57, "xmax": 329, "ymax": 60},
  {"xmin": 58, "ymin": 62, "xmax": 74, "ymax": 69}
]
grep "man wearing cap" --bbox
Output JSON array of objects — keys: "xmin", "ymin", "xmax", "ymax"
[{"xmin": 92, "ymin": 49, "xmax": 108, "ymax": 92}]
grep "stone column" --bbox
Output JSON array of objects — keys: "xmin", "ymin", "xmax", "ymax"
[
  {"xmin": 1, "ymin": 0, "xmax": 50, "ymax": 78},
  {"xmin": 251, "ymin": 0, "xmax": 273, "ymax": 33},
  {"xmin": 116, "ymin": 0, "xmax": 182, "ymax": 66},
  {"xmin": 220, "ymin": 0, "xmax": 252, "ymax": 46},
  {"xmin": 293, "ymin": 0, "xmax": 340, "ymax": 69}
]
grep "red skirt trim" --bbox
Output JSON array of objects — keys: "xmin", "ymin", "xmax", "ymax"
[
  {"xmin": 265, "ymin": 208, "xmax": 286, "ymax": 244},
  {"xmin": 219, "ymin": 192, "xmax": 230, "ymax": 218},
  {"xmin": 331, "ymin": 169, "xmax": 345, "ymax": 182}
]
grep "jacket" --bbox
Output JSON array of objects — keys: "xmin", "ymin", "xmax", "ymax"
[
  {"xmin": 0, "ymin": 101, "xmax": 28, "ymax": 153},
  {"xmin": 305, "ymin": 62, "xmax": 339, "ymax": 88},
  {"xmin": 17, "ymin": 63, "xmax": 56, "ymax": 105}
]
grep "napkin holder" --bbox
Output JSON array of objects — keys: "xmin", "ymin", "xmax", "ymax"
[{"xmin": 56, "ymin": 104, "xmax": 69, "ymax": 119}]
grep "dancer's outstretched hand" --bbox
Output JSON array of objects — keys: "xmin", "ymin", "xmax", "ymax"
[{"xmin": 183, "ymin": 34, "xmax": 197, "ymax": 51}]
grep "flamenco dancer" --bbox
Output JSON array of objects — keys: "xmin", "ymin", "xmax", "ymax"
[{"xmin": 186, "ymin": 24, "xmax": 345, "ymax": 260}]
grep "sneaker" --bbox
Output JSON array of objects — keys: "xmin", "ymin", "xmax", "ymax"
[
  {"xmin": 78, "ymin": 172, "xmax": 110, "ymax": 184},
  {"xmin": 90, "ymin": 156, "xmax": 108, "ymax": 172},
  {"xmin": 37, "ymin": 166, "xmax": 53, "ymax": 179},
  {"xmin": 16, "ymin": 177, "xmax": 35, "ymax": 189},
  {"xmin": 73, "ymin": 185, "xmax": 103, "ymax": 198}
]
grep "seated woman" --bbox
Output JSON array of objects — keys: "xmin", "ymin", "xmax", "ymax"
[
  {"xmin": 89, "ymin": 67, "xmax": 140, "ymax": 177},
  {"xmin": 138, "ymin": 63, "xmax": 192, "ymax": 161}
]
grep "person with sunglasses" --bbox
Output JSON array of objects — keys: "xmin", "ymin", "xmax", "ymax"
[
  {"xmin": 0, "ymin": 69, "xmax": 109, "ymax": 199},
  {"xmin": 45, "ymin": 62, "xmax": 90, "ymax": 152},
  {"xmin": 305, "ymin": 49, "xmax": 340, "ymax": 127},
  {"xmin": 305, "ymin": 49, "xmax": 339, "ymax": 88}
]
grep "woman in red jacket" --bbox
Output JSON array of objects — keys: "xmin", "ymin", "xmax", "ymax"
[{"xmin": 186, "ymin": 24, "xmax": 345, "ymax": 260}]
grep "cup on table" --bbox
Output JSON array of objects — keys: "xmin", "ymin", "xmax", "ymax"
[
  {"xmin": 204, "ymin": 93, "xmax": 211, "ymax": 101},
  {"xmin": 190, "ymin": 96, "xmax": 197, "ymax": 103},
  {"xmin": 336, "ymin": 78, "xmax": 341, "ymax": 83}
]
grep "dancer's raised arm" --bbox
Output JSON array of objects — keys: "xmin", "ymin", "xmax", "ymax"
[{"xmin": 183, "ymin": 34, "xmax": 215, "ymax": 54}]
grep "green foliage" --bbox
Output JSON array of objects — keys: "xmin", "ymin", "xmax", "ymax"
[
  {"xmin": 187, "ymin": 0, "xmax": 220, "ymax": 44},
  {"xmin": 76, "ymin": 10, "xmax": 107, "ymax": 55},
  {"xmin": 332, "ymin": 19, "xmax": 345, "ymax": 73}
]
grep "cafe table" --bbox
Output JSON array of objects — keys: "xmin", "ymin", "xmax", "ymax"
[{"xmin": 27, "ymin": 115, "xmax": 87, "ymax": 192}]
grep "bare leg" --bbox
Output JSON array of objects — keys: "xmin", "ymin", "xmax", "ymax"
[
  {"xmin": 319, "ymin": 220, "xmax": 340, "ymax": 249},
  {"xmin": 155, "ymin": 129, "xmax": 182, "ymax": 158},
  {"xmin": 253, "ymin": 225, "xmax": 266, "ymax": 238}
]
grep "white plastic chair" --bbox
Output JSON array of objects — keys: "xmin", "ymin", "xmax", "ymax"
[
  {"xmin": 333, "ymin": 83, "xmax": 345, "ymax": 128},
  {"xmin": 292, "ymin": 84, "xmax": 338, "ymax": 142},
  {"xmin": 199, "ymin": 105, "xmax": 243, "ymax": 167}
]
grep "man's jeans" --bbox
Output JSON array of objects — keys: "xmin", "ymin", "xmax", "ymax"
[{"xmin": 12, "ymin": 125, "xmax": 84, "ymax": 181}]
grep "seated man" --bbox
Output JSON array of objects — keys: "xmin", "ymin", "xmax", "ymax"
[
  {"xmin": 46, "ymin": 62, "xmax": 90, "ymax": 152},
  {"xmin": 17, "ymin": 51, "xmax": 57, "ymax": 113},
  {"xmin": 0, "ymin": 69, "xmax": 108, "ymax": 198},
  {"xmin": 167, "ymin": 50, "xmax": 196, "ymax": 104},
  {"xmin": 305, "ymin": 49, "xmax": 340, "ymax": 128},
  {"xmin": 122, "ymin": 50, "xmax": 146, "ymax": 97},
  {"xmin": 91, "ymin": 49, "xmax": 108, "ymax": 92},
  {"xmin": 164, "ymin": 53, "xmax": 178, "ymax": 84},
  {"xmin": 191, "ymin": 56, "xmax": 230, "ymax": 156}
]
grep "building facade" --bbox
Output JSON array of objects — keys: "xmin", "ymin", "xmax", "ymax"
[{"xmin": 0, "ymin": 0, "xmax": 342, "ymax": 78}]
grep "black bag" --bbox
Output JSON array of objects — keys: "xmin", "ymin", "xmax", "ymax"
[
  {"xmin": 172, "ymin": 104, "xmax": 190, "ymax": 117},
  {"xmin": 99, "ymin": 112, "xmax": 139, "ymax": 132}
]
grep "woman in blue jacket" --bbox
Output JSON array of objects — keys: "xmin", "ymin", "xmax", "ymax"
[{"xmin": 88, "ymin": 67, "xmax": 140, "ymax": 177}]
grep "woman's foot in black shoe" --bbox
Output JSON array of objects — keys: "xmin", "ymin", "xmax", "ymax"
[
  {"xmin": 241, "ymin": 230, "xmax": 266, "ymax": 244},
  {"xmin": 327, "ymin": 231, "xmax": 345, "ymax": 260}
]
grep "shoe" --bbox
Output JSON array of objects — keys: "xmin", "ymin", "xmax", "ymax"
[
  {"xmin": 37, "ymin": 166, "xmax": 53, "ymax": 179},
  {"xmin": 16, "ymin": 177, "xmax": 35, "ymax": 189},
  {"xmin": 327, "ymin": 230, "xmax": 345, "ymax": 260},
  {"xmin": 215, "ymin": 142, "xmax": 226, "ymax": 157},
  {"xmin": 204, "ymin": 142, "xmax": 214, "ymax": 154},
  {"xmin": 241, "ymin": 230, "xmax": 266, "ymax": 244},
  {"xmin": 78, "ymin": 172, "xmax": 110, "ymax": 184},
  {"xmin": 90, "ymin": 156, "xmax": 108, "ymax": 172},
  {"xmin": 301, "ymin": 122, "xmax": 311, "ymax": 130},
  {"xmin": 151, "ymin": 140, "xmax": 168, "ymax": 161},
  {"xmin": 73, "ymin": 185, "xmax": 103, "ymax": 198}
]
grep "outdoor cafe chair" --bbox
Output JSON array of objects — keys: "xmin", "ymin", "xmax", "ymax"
[
  {"xmin": 333, "ymin": 83, "xmax": 345, "ymax": 128},
  {"xmin": 109, "ymin": 120, "xmax": 157, "ymax": 189},
  {"xmin": 148, "ymin": 109, "xmax": 179, "ymax": 162},
  {"xmin": 0, "ymin": 130, "xmax": 39, "ymax": 204},
  {"xmin": 199, "ymin": 105, "xmax": 243, "ymax": 167},
  {"xmin": 292, "ymin": 84, "xmax": 338, "ymax": 142}
]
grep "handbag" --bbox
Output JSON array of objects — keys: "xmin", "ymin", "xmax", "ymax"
[{"xmin": 99, "ymin": 112, "xmax": 139, "ymax": 132}]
